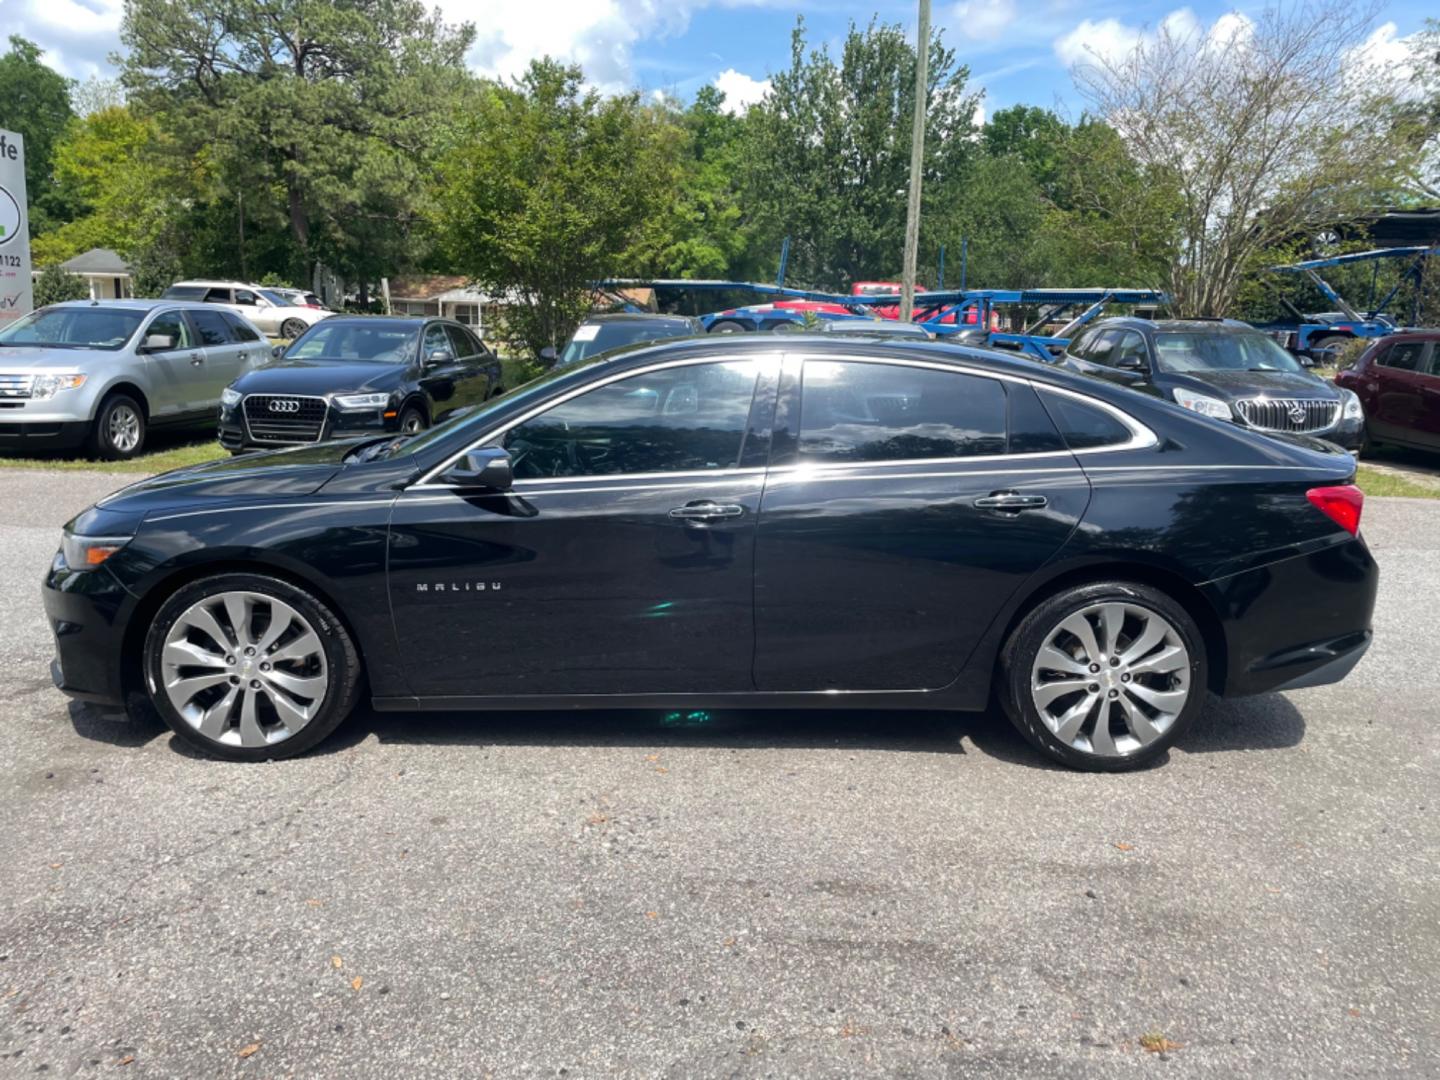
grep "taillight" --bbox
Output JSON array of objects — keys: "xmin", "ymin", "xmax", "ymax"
[{"xmin": 1307, "ymin": 485, "xmax": 1363, "ymax": 535}]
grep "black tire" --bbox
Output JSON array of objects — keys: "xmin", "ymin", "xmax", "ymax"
[
  {"xmin": 143, "ymin": 572, "xmax": 362, "ymax": 761},
  {"xmin": 1308, "ymin": 335, "xmax": 1350, "ymax": 360},
  {"xmin": 998, "ymin": 581, "xmax": 1207, "ymax": 772},
  {"xmin": 87, "ymin": 392, "xmax": 146, "ymax": 460},
  {"xmin": 707, "ymin": 319, "xmax": 749, "ymax": 334},
  {"xmin": 280, "ymin": 318, "xmax": 308, "ymax": 339},
  {"xmin": 397, "ymin": 403, "xmax": 428, "ymax": 434}
]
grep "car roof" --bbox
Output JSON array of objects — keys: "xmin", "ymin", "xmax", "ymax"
[
  {"xmin": 584, "ymin": 313, "xmax": 697, "ymax": 325},
  {"xmin": 46, "ymin": 298, "xmax": 216, "ymax": 313},
  {"xmin": 309, "ymin": 315, "xmax": 438, "ymax": 327},
  {"xmin": 1089, "ymin": 316, "xmax": 1256, "ymax": 333}
]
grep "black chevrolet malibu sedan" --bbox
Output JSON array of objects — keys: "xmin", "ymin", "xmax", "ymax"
[
  {"xmin": 218, "ymin": 316, "xmax": 503, "ymax": 452},
  {"xmin": 44, "ymin": 335, "xmax": 1376, "ymax": 771},
  {"xmin": 1056, "ymin": 317, "xmax": 1365, "ymax": 450}
]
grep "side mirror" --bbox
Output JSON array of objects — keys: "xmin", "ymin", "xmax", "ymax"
[
  {"xmin": 271, "ymin": 344, "xmax": 284, "ymax": 359},
  {"xmin": 539, "ymin": 345, "xmax": 557, "ymax": 363},
  {"xmin": 439, "ymin": 447, "xmax": 513, "ymax": 491},
  {"xmin": 140, "ymin": 333, "xmax": 176, "ymax": 352},
  {"xmin": 1114, "ymin": 354, "xmax": 1148, "ymax": 372},
  {"xmin": 425, "ymin": 348, "xmax": 454, "ymax": 368}
]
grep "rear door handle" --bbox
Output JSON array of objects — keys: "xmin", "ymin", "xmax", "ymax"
[
  {"xmin": 975, "ymin": 491, "xmax": 1048, "ymax": 511},
  {"xmin": 669, "ymin": 501, "xmax": 745, "ymax": 521}
]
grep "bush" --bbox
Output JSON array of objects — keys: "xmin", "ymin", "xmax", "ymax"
[{"xmin": 31, "ymin": 264, "xmax": 90, "ymax": 307}]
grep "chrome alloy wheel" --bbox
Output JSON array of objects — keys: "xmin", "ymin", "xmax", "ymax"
[
  {"xmin": 108, "ymin": 404, "xmax": 142, "ymax": 453},
  {"xmin": 1029, "ymin": 601, "xmax": 1191, "ymax": 758},
  {"xmin": 159, "ymin": 591, "xmax": 329, "ymax": 748},
  {"xmin": 400, "ymin": 411, "xmax": 425, "ymax": 434}
]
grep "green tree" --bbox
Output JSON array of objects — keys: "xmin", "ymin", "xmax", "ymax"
[
  {"xmin": 982, "ymin": 105, "xmax": 1069, "ymax": 200},
  {"xmin": 120, "ymin": 0, "xmax": 475, "ymax": 288},
  {"xmin": 739, "ymin": 17, "xmax": 981, "ymax": 290},
  {"xmin": 429, "ymin": 60, "xmax": 683, "ymax": 359},
  {"xmin": 31, "ymin": 263, "xmax": 90, "ymax": 306},
  {"xmin": 0, "ymin": 36, "xmax": 75, "ymax": 233}
]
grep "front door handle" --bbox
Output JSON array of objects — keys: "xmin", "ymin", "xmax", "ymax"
[
  {"xmin": 189, "ymin": 352, "xmax": 204, "ymax": 366},
  {"xmin": 975, "ymin": 491, "xmax": 1048, "ymax": 512},
  {"xmin": 669, "ymin": 501, "xmax": 745, "ymax": 521}
]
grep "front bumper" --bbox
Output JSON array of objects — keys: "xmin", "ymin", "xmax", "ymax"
[
  {"xmin": 0, "ymin": 419, "xmax": 91, "ymax": 451},
  {"xmin": 219, "ymin": 402, "xmax": 397, "ymax": 451},
  {"xmin": 41, "ymin": 552, "xmax": 134, "ymax": 708},
  {"xmin": 1204, "ymin": 534, "xmax": 1377, "ymax": 697}
]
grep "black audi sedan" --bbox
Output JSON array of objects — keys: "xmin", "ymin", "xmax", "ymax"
[
  {"xmin": 218, "ymin": 316, "xmax": 503, "ymax": 452},
  {"xmin": 44, "ymin": 335, "xmax": 1376, "ymax": 771},
  {"xmin": 1056, "ymin": 317, "xmax": 1364, "ymax": 450}
]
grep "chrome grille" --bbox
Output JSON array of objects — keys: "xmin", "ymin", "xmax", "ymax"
[
  {"xmin": 0, "ymin": 374, "xmax": 34, "ymax": 399},
  {"xmin": 242, "ymin": 394, "xmax": 329, "ymax": 443},
  {"xmin": 1235, "ymin": 397, "xmax": 1339, "ymax": 434}
]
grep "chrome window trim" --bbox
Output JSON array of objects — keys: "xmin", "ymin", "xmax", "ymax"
[{"xmin": 409, "ymin": 349, "xmax": 1157, "ymax": 490}]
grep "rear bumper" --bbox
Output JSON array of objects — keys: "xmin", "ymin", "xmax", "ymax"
[
  {"xmin": 1204, "ymin": 535, "xmax": 1377, "ymax": 697},
  {"xmin": 0, "ymin": 420, "xmax": 90, "ymax": 451}
]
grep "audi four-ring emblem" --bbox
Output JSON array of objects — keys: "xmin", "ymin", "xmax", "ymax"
[{"xmin": 269, "ymin": 399, "xmax": 301, "ymax": 413}]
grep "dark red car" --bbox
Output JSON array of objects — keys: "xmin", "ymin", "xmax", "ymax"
[{"xmin": 1336, "ymin": 331, "xmax": 1440, "ymax": 452}]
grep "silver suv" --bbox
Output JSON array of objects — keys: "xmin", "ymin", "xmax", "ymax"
[{"xmin": 0, "ymin": 300, "xmax": 272, "ymax": 459}]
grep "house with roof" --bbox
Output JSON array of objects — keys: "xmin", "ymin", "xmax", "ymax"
[
  {"xmin": 384, "ymin": 275, "xmax": 502, "ymax": 332},
  {"xmin": 31, "ymin": 248, "xmax": 134, "ymax": 300}
]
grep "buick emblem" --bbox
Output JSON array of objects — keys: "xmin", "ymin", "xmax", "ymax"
[
  {"xmin": 1287, "ymin": 401, "xmax": 1306, "ymax": 424},
  {"xmin": 269, "ymin": 399, "xmax": 301, "ymax": 414}
]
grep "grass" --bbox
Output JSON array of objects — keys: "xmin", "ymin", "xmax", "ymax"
[
  {"xmin": 0, "ymin": 432, "xmax": 226, "ymax": 474},
  {"xmin": 1354, "ymin": 465, "xmax": 1440, "ymax": 500}
]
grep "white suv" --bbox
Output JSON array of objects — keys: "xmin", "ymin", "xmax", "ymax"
[{"xmin": 161, "ymin": 281, "xmax": 334, "ymax": 339}]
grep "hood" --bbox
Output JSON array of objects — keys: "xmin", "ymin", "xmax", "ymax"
[
  {"xmin": 0, "ymin": 344, "xmax": 129, "ymax": 370},
  {"xmin": 92, "ymin": 441, "xmax": 358, "ymax": 518},
  {"xmin": 1166, "ymin": 368, "xmax": 1336, "ymax": 400},
  {"xmin": 232, "ymin": 358, "xmax": 409, "ymax": 396}
]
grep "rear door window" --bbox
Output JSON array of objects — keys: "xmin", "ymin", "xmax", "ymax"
[
  {"xmin": 797, "ymin": 360, "xmax": 1007, "ymax": 462},
  {"xmin": 1040, "ymin": 390, "xmax": 1134, "ymax": 450},
  {"xmin": 190, "ymin": 309, "xmax": 234, "ymax": 347}
]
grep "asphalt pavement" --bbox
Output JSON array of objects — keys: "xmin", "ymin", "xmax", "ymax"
[{"xmin": 0, "ymin": 469, "xmax": 1436, "ymax": 1078}]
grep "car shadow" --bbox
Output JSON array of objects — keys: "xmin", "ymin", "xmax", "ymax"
[{"xmin": 67, "ymin": 690, "xmax": 1307, "ymax": 770}]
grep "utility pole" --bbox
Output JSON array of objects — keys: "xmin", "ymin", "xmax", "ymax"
[{"xmin": 900, "ymin": 0, "xmax": 930, "ymax": 323}]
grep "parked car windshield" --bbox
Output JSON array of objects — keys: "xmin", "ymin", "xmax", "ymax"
[
  {"xmin": 561, "ymin": 321, "xmax": 693, "ymax": 365},
  {"xmin": 0, "ymin": 306, "xmax": 146, "ymax": 351},
  {"xmin": 1154, "ymin": 331, "xmax": 1306, "ymax": 374},
  {"xmin": 285, "ymin": 322, "xmax": 419, "ymax": 363}
]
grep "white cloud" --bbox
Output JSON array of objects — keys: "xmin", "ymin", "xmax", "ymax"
[
  {"xmin": 713, "ymin": 68, "xmax": 771, "ymax": 113},
  {"xmin": 1054, "ymin": 7, "xmax": 1259, "ymax": 68},
  {"xmin": 5, "ymin": 0, "xmax": 124, "ymax": 79},
  {"xmin": 1346, "ymin": 22, "xmax": 1424, "ymax": 98},
  {"xmin": 1053, "ymin": 17, "xmax": 1143, "ymax": 68},
  {"xmin": 948, "ymin": 0, "xmax": 1018, "ymax": 41}
]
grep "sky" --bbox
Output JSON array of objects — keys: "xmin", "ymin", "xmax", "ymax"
[{"xmin": 4, "ymin": 0, "xmax": 1433, "ymax": 121}]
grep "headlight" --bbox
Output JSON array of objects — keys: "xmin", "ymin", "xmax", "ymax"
[
  {"xmin": 333, "ymin": 392, "xmax": 390, "ymax": 410},
  {"xmin": 31, "ymin": 374, "xmax": 87, "ymax": 400},
  {"xmin": 1172, "ymin": 387, "xmax": 1232, "ymax": 420},
  {"xmin": 1340, "ymin": 388, "xmax": 1363, "ymax": 420},
  {"xmin": 60, "ymin": 533, "xmax": 130, "ymax": 570},
  {"xmin": 220, "ymin": 387, "xmax": 242, "ymax": 408}
]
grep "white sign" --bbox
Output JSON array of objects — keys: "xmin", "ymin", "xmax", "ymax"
[{"xmin": 0, "ymin": 128, "xmax": 33, "ymax": 326}]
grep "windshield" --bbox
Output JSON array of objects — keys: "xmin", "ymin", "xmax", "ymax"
[
  {"xmin": 0, "ymin": 306, "xmax": 145, "ymax": 350},
  {"xmin": 1155, "ymin": 331, "xmax": 1306, "ymax": 374},
  {"xmin": 284, "ymin": 322, "xmax": 419, "ymax": 363},
  {"xmin": 561, "ymin": 321, "xmax": 691, "ymax": 365}
]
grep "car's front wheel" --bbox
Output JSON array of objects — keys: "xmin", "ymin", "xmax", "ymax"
[
  {"xmin": 397, "ymin": 403, "xmax": 427, "ymax": 434},
  {"xmin": 143, "ymin": 573, "xmax": 362, "ymax": 761},
  {"xmin": 1000, "ymin": 581, "xmax": 1207, "ymax": 771},
  {"xmin": 88, "ymin": 392, "xmax": 146, "ymax": 460}
]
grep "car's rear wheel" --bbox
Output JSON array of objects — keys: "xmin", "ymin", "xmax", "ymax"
[
  {"xmin": 1000, "ymin": 581, "xmax": 1206, "ymax": 772},
  {"xmin": 279, "ymin": 318, "xmax": 308, "ymax": 339},
  {"xmin": 707, "ymin": 319, "xmax": 748, "ymax": 334},
  {"xmin": 143, "ymin": 573, "xmax": 362, "ymax": 761},
  {"xmin": 88, "ymin": 393, "xmax": 146, "ymax": 460}
]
